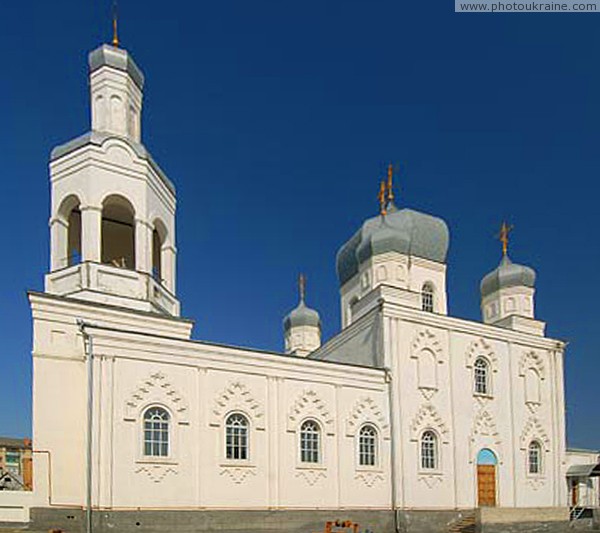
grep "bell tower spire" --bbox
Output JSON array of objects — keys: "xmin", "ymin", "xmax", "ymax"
[{"xmin": 112, "ymin": 1, "xmax": 120, "ymax": 48}]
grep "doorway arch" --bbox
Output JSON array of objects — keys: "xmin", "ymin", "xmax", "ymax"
[{"xmin": 477, "ymin": 448, "xmax": 497, "ymax": 507}]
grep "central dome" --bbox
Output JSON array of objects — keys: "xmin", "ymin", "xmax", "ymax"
[{"xmin": 336, "ymin": 207, "xmax": 450, "ymax": 286}]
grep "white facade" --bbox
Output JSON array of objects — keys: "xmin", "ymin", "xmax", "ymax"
[{"xmin": 23, "ymin": 41, "xmax": 580, "ymax": 524}]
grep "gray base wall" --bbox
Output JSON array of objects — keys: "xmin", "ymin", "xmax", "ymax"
[
  {"xmin": 26, "ymin": 507, "xmax": 575, "ymax": 533},
  {"xmin": 30, "ymin": 508, "xmax": 395, "ymax": 533}
]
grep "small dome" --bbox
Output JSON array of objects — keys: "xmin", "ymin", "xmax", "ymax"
[
  {"xmin": 480, "ymin": 255, "xmax": 536, "ymax": 299},
  {"xmin": 336, "ymin": 208, "xmax": 449, "ymax": 286},
  {"xmin": 283, "ymin": 300, "xmax": 321, "ymax": 332}
]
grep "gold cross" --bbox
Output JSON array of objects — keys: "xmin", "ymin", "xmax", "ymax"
[
  {"xmin": 112, "ymin": 1, "xmax": 120, "ymax": 47},
  {"xmin": 497, "ymin": 221, "xmax": 513, "ymax": 256},
  {"xmin": 387, "ymin": 164, "xmax": 395, "ymax": 203},
  {"xmin": 378, "ymin": 180, "xmax": 387, "ymax": 216}
]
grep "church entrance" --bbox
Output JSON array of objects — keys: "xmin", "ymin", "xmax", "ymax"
[{"xmin": 477, "ymin": 448, "xmax": 497, "ymax": 507}]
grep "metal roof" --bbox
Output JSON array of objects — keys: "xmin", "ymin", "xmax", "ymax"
[
  {"xmin": 0, "ymin": 437, "xmax": 29, "ymax": 449},
  {"xmin": 567, "ymin": 463, "xmax": 600, "ymax": 477}
]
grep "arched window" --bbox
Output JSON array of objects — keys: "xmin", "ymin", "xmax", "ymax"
[
  {"xmin": 528, "ymin": 441, "xmax": 542, "ymax": 474},
  {"xmin": 358, "ymin": 424, "xmax": 378, "ymax": 467},
  {"xmin": 101, "ymin": 195, "xmax": 135, "ymax": 270},
  {"xmin": 225, "ymin": 413, "xmax": 249, "ymax": 460},
  {"xmin": 300, "ymin": 419, "xmax": 321, "ymax": 464},
  {"xmin": 143, "ymin": 406, "xmax": 170, "ymax": 457},
  {"xmin": 420, "ymin": 430, "xmax": 437, "ymax": 470},
  {"xmin": 422, "ymin": 283, "xmax": 434, "ymax": 313},
  {"xmin": 474, "ymin": 357, "xmax": 490, "ymax": 395},
  {"xmin": 66, "ymin": 204, "xmax": 81, "ymax": 266}
]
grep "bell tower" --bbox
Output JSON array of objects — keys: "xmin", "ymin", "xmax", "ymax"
[{"xmin": 44, "ymin": 40, "xmax": 180, "ymax": 316}]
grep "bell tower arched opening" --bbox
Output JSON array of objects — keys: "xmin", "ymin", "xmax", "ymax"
[
  {"xmin": 53, "ymin": 195, "xmax": 82, "ymax": 270},
  {"xmin": 152, "ymin": 219, "xmax": 169, "ymax": 284},
  {"xmin": 101, "ymin": 195, "xmax": 135, "ymax": 269}
]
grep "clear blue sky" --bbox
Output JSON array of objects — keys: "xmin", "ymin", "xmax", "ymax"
[{"xmin": 0, "ymin": 1, "xmax": 598, "ymax": 449}]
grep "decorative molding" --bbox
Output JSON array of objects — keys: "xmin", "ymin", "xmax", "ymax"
[
  {"xmin": 134, "ymin": 464, "xmax": 178, "ymax": 483},
  {"xmin": 418, "ymin": 473, "xmax": 444, "ymax": 489},
  {"xmin": 355, "ymin": 471, "xmax": 385, "ymax": 488},
  {"xmin": 465, "ymin": 338, "xmax": 498, "ymax": 372},
  {"xmin": 345, "ymin": 397, "xmax": 390, "ymax": 439},
  {"xmin": 288, "ymin": 389, "xmax": 335, "ymax": 435},
  {"xmin": 409, "ymin": 404, "xmax": 449, "ymax": 443},
  {"xmin": 124, "ymin": 372, "xmax": 188, "ymax": 423},
  {"xmin": 527, "ymin": 476, "xmax": 546, "ymax": 491},
  {"xmin": 295, "ymin": 469, "xmax": 327, "ymax": 486},
  {"xmin": 411, "ymin": 328, "xmax": 444, "ymax": 364},
  {"xmin": 520, "ymin": 417, "xmax": 551, "ymax": 451},
  {"xmin": 519, "ymin": 351, "xmax": 546, "ymax": 380},
  {"xmin": 211, "ymin": 381, "xmax": 265, "ymax": 430},
  {"xmin": 219, "ymin": 466, "xmax": 257, "ymax": 485},
  {"xmin": 469, "ymin": 410, "xmax": 502, "ymax": 464},
  {"xmin": 418, "ymin": 387, "xmax": 437, "ymax": 401}
]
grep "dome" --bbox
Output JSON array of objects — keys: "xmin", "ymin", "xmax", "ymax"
[
  {"xmin": 336, "ymin": 207, "xmax": 450, "ymax": 286},
  {"xmin": 480, "ymin": 255, "xmax": 536, "ymax": 299},
  {"xmin": 283, "ymin": 300, "xmax": 321, "ymax": 332}
]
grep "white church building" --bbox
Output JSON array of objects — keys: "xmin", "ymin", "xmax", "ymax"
[{"xmin": 2, "ymin": 37, "xmax": 598, "ymax": 532}]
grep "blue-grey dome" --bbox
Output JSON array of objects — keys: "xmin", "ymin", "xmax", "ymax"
[
  {"xmin": 480, "ymin": 255, "xmax": 536, "ymax": 299},
  {"xmin": 336, "ymin": 207, "xmax": 450, "ymax": 286},
  {"xmin": 283, "ymin": 300, "xmax": 321, "ymax": 332}
]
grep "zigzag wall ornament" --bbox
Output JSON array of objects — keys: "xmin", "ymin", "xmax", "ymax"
[
  {"xmin": 134, "ymin": 464, "xmax": 178, "ymax": 483},
  {"xmin": 518, "ymin": 351, "xmax": 546, "ymax": 380},
  {"xmin": 418, "ymin": 473, "xmax": 444, "ymax": 489},
  {"xmin": 468, "ymin": 410, "xmax": 503, "ymax": 463},
  {"xmin": 409, "ymin": 403, "xmax": 449, "ymax": 443},
  {"xmin": 411, "ymin": 328, "xmax": 444, "ymax": 364},
  {"xmin": 345, "ymin": 396, "xmax": 390, "ymax": 439},
  {"xmin": 355, "ymin": 471, "xmax": 385, "ymax": 488},
  {"xmin": 287, "ymin": 389, "xmax": 335, "ymax": 435},
  {"xmin": 520, "ymin": 417, "xmax": 551, "ymax": 451},
  {"xmin": 465, "ymin": 338, "xmax": 498, "ymax": 371},
  {"xmin": 219, "ymin": 466, "xmax": 257, "ymax": 485},
  {"xmin": 124, "ymin": 371, "xmax": 189, "ymax": 423},
  {"xmin": 295, "ymin": 469, "xmax": 327, "ymax": 486},
  {"xmin": 210, "ymin": 381, "xmax": 265, "ymax": 430}
]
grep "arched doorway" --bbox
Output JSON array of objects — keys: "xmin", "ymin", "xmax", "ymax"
[{"xmin": 477, "ymin": 448, "xmax": 497, "ymax": 507}]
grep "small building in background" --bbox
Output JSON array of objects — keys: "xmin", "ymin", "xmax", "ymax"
[
  {"xmin": 0, "ymin": 437, "xmax": 32, "ymax": 491},
  {"xmin": 566, "ymin": 448, "xmax": 600, "ymax": 520}
]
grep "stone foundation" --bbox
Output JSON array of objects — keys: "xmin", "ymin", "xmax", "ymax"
[
  {"xmin": 479, "ymin": 507, "xmax": 569, "ymax": 533},
  {"xmin": 23, "ymin": 507, "xmax": 576, "ymax": 533}
]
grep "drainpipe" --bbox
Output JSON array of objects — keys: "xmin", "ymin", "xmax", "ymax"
[
  {"xmin": 77, "ymin": 320, "xmax": 94, "ymax": 533},
  {"xmin": 385, "ymin": 367, "xmax": 400, "ymax": 533}
]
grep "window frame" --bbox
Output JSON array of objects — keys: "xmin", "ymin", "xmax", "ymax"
[
  {"xmin": 473, "ymin": 356, "xmax": 491, "ymax": 397},
  {"xmin": 357, "ymin": 424, "xmax": 379, "ymax": 469},
  {"xmin": 142, "ymin": 405, "xmax": 171, "ymax": 459},
  {"xmin": 299, "ymin": 418, "xmax": 322, "ymax": 466},
  {"xmin": 4, "ymin": 450, "xmax": 21, "ymax": 476},
  {"xmin": 420, "ymin": 430, "xmax": 439, "ymax": 471},
  {"xmin": 421, "ymin": 283, "xmax": 435, "ymax": 313},
  {"xmin": 527, "ymin": 440, "xmax": 543, "ymax": 476},
  {"xmin": 224, "ymin": 412, "xmax": 250, "ymax": 462}
]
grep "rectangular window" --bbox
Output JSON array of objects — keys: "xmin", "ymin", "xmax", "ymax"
[
  {"xmin": 359, "ymin": 435, "xmax": 376, "ymax": 466},
  {"xmin": 226, "ymin": 424, "xmax": 248, "ymax": 460},
  {"xmin": 144, "ymin": 417, "xmax": 169, "ymax": 457},
  {"xmin": 300, "ymin": 430, "xmax": 320, "ymax": 463},
  {"xmin": 422, "ymin": 292, "xmax": 434, "ymax": 313},
  {"xmin": 5, "ymin": 451, "xmax": 21, "ymax": 476}
]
